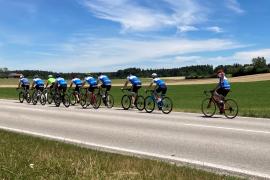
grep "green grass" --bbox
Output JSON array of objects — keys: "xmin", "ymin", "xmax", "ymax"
[
  {"xmin": 1, "ymin": 80, "xmax": 270, "ymax": 118},
  {"xmin": 0, "ymin": 129, "xmax": 240, "ymax": 179}
]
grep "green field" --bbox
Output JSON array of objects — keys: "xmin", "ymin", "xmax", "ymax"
[
  {"xmin": 1, "ymin": 80, "xmax": 270, "ymax": 118},
  {"xmin": 0, "ymin": 130, "xmax": 239, "ymax": 179}
]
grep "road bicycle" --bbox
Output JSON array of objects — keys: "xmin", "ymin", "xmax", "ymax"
[
  {"xmin": 80, "ymin": 88, "xmax": 101, "ymax": 109},
  {"xmin": 97, "ymin": 87, "xmax": 114, "ymax": 108},
  {"xmin": 54, "ymin": 88, "xmax": 70, "ymax": 108},
  {"xmin": 201, "ymin": 90, "xmax": 238, "ymax": 119},
  {"xmin": 144, "ymin": 90, "xmax": 173, "ymax": 114},
  {"xmin": 32, "ymin": 88, "xmax": 46, "ymax": 105},
  {"xmin": 121, "ymin": 88, "xmax": 144, "ymax": 110},
  {"xmin": 68, "ymin": 88, "xmax": 82, "ymax": 106},
  {"xmin": 44, "ymin": 88, "xmax": 56, "ymax": 104},
  {"xmin": 17, "ymin": 87, "xmax": 31, "ymax": 103}
]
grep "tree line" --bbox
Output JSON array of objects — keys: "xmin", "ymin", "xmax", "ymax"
[{"xmin": 1, "ymin": 57, "xmax": 269, "ymax": 79}]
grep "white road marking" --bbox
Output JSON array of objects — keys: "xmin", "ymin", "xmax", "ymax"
[
  {"xmin": 0, "ymin": 125, "xmax": 269, "ymax": 179},
  {"xmin": 184, "ymin": 123, "xmax": 270, "ymax": 134}
]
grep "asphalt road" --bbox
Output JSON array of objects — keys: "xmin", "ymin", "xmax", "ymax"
[{"xmin": 0, "ymin": 99, "xmax": 269, "ymax": 179}]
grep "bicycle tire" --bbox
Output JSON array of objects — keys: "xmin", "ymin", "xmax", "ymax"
[
  {"xmin": 63, "ymin": 94, "xmax": 70, "ymax": 108},
  {"xmin": 19, "ymin": 91, "xmax": 24, "ymax": 103},
  {"xmin": 54, "ymin": 93, "xmax": 61, "ymax": 107},
  {"xmin": 32, "ymin": 91, "xmax": 38, "ymax": 105},
  {"xmin": 121, "ymin": 95, "xmax": 131, "ymax": 110},
  {"xmin": 135, "ymin": 95, "xmax": 145, "ymax": 111},
  {"xmin": 106, "ymin": 94, "xmax": 114, "ymax": 108},
  {"xmin": 144, "ymin": 96, "xmax": 155, "ymax": 113},
  {"xmin": 224, "ymin": 99, "xmax": 238, "ymax": 119},
  {"xmin": 80, "ymin": 94, "xmax": 88, "ymax": 109},
  {"xmin": 70, "ymin": 93, "xmax": 77, "ymax": 106},
  {"xmin": 201, "ymin": 98, "xmax": 216, "ymax": 117},
  {"xmin": 40, "ymin": 92, "xmax": 46, "ymax": 105},
  {"xmin": 47, "ymin": 92, "xmax": 53, "ymax": 104},
  {"xmin": 92, "ymin": 94, "xmax": 101, "ymax": 109},
  {"xmin": 26, "ymin": 92, "xmax": 31, "ymax": 103},
  {"xmin": 161, "ymin": 97, "xmax": 173, "ymax": 114}
]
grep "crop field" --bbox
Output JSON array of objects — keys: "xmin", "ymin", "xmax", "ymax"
[
  {"xmin": 1, "ymin": 80, "xmax": 270, "ymax": 118},
  {"xmin": 0, "ymin": 130, "xmax": 239, "ymax": 179}
]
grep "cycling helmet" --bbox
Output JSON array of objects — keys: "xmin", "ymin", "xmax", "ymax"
[
  {"xmin": 33, "ymin": 75, "xmax": 39, "ymax": 79},
  {"xmin": 151, "ymin": 73, "xmax": 157, "ymax": 78},
  {"xmin": 19, "ymin": 75, "xmax": 24, "ymax": 79},
  {"xmin": 48, "ymin": 75, "xmax": 53, "ymax": 78},
  {"xmin": 56, "ymin": 73, "xmax": 61, "ymax": 78}
]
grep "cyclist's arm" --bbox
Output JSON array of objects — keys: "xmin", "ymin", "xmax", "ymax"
[
  {"xmin": 123, "ymin": 80, "xmax": 129, "ymax": 88},
  {"xmin": 69, "ymin": 81, "xmax": 73, "ymax": 88},
  {"xmin": 31, "ymin": 82, "xmax": 34, "ymax": 89},
  {"xmin": 45, "ymin": 81, "xmax": 48, "ymax": 88},
  {"xmin": 17, "ymin": 81, "xmax": 21, "ymax": 89}
]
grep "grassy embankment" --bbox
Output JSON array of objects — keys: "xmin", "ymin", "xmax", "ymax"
[
  {"xmin": 0, "ymin": 80, "xmax": 270, "ymax": 118},
  {"xmin": 0, "ymin": 130, "xmax": 240, "ymax": 179}
]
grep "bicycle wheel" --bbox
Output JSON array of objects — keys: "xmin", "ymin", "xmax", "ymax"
[
  {"xmin": 92, "ymin": 94, "xmax": 101, "ymax": 109},
  {"xmin": 135, "ymin": 95, "xmax": 145, "ymax": 111},
  {"xmin": 26, "ymin": 92, "xmax": 31, "ymax": 103},
  {"xmin": 80, "ymin": 94, "xmax": 88, "ymax": 109},
  {"xmin": 106, "ymin": 94, "xmax": 114, "ymax": 108},
  {"xmin": 19, "ymin": 92, "xmax": 24, "ymax": 103},
  {"xmin": 40, "ymin": 93, "xmax": 46, "ymax": 105},
  {"xmin": 63, "ymin": 94, "xmax": 70, "ymax": 108},
  {"xmin": 54, "ymin": 93, "xmax": 61, "ymax": 107},
  {"xmin": 161, "ymin": 97, "xmax": 173, "ymax": 114},
  {"xmin": 32, "ymin": 91, "xmax": 38, "ymax": 105},
  {"xmin": 47, "ymin": 92, "xmax": 53, "ymax": 104},
  {"xmin": 201, "ymin": 98, "xmax": 216, "ymax": 117},
  {"xmin": 224, "ymin": 99, "xmax": 238, "ymax": 119},
  {"xmin": 70, "ymin": 93, "xmax": 77, "ymax": 106},
  {"xmin": 144, "ymin": 96, "xmax": 155, "ymax": 113},
  {"xmin": 121, "ymin": 95, "xmax": 131, "ymax": 110}
]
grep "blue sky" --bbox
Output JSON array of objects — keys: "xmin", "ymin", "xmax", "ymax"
[{"xmin": 0, "ymin": 0, "xmax": 270, "ymax": 72}]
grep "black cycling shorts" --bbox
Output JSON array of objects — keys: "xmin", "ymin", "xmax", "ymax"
[
  {"xmin": 22, "ymin": 84, "xmax": 30, "ymax": 90},
  {"xmin": 75, "ymin": 85, "xmax": 82, "ymax": 93},
  {"xmin": 132, "ymin": 85, "xmax": 141, "ymax": 94},
  {"xmin": 217, "ymin": 88, "xmax": 230, "ymax": 97},
  {"xmin": 156, "ymin": 86, "xmax": 167, "ymax": 95},
  {"xmin": 58, "ymin": 84, "xmax": 67, "ymax": 92},
  {"xmin": 88, "ymin": 86, "xmax": 97, "ymax": 93},
  {"xmin": 101, "ymin": 84, "xmax": 111, "ymax": 91},
  {"xmin": 35, "ymin": 85, "xmax": 44, "ymax": 91}
]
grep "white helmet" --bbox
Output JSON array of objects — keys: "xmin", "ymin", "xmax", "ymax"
[
  {"xmin": 151, "ymin": 73, "xmax": 157, "ymax": 78},
  {"xmin": 48, "ymin": 74, "xmax": 53, "ymax": 78},
  {"xmin": 20, "ymin": 75, "xmax": 24, "ymax": 79}
]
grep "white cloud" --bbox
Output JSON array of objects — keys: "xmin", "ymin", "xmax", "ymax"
[
  {"xmin": 234, "ymin": 49, "xmax": 270, "ymax": 62},
  {"xmin": 28, "ymin": 36, "xmax": 246, "ymax": 72},
  {"xmin": 82, "ymin": 0, "xmax": 208, "ymax": 32},
  {"xmin": 225, "ymin": 0, "xmax": 245, "ymax": 14},
  {"xmin": 206, "ymin": 26, "xmax": 223, "ymax": 33},
  {"xmin": 178, "ymin": 26, "xmax": 198, "ymax": 33}
]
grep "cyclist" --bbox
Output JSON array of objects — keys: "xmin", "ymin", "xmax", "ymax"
[
  {"xmin": 148, "ymin": 73, "xmax": 167, "ymax": 110},
  {"xmin": 31, "ymin": 75, "xmax": 44, "ymax": 92},
  {"xmin": 69, "ymin": 75, "xmax": 83, "ymax": 102},
  {"xmin": 17, "ymin": 75, "xmax": 30, "ymax": 91},
  {"xmin": 55, "ymin": 74, "xmax": 67, "ymax": 95},
  {"xmin": 83, "ymin": 74, "xmax": 98, "ymax": 94},
  {"xmin": 214, "ymin": 69, "xmax": 231, "ymax": 113},
  {"xmin": 45, "ymin": 75, "xmax": 55, "ymax": 89},
  {"xmin": 122, "ymin": 74, "xmax": 142, "ymax": 107},
  {"xmin": 97, "ymin": 74, "xmax": 112, "ymax": 105}
]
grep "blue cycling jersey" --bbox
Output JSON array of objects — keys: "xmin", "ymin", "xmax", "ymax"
[
  {"xmin": 153, "ymin": 78, "xmax": 166, "ymax": 87},
  {"xmin": 127, "ymin": 75, "xmax": 141, "ymax": 86},
  {"xmin": 33, "ymin": 78, "xmax": 44, "ymax": 86},
  {"xmin": 72, "ymin": 78, "xmax": 82, "ymax": 86},
  {"xmin": 56, "ymin": 77, "xmax": 67, "ymax": 86},
  {"xmin": 20, "ymin": 78, "xmax": 30, "ymax": 85},
  {"xmin": 219, "ymin": 77, "xmax": 231, "ymax": 90},
  {"xmin": 98, "ymin": 75, "xmax": 111, "ymax": 86},
  {"xmin": 85, "ymin": 76, "xmax": 97, "ymax": 86}
]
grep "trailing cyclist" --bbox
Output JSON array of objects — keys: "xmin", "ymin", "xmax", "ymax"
[
  {"xmin": 69, "ymin": 75, "xmax": 83, "ymax": 103},
  {"xmin": 17, "ymin": 75, "xmax": 30, "ymax": 91},
  {"xmin": 148, "ymin": 73, "xmax": 167, "ymax": 110},
  {"xmin": 122, "ymin": 74, "xmax": 142, "ymax": 107},
  {"xmin": 31, "ymin": 75, "xmax": 45, "ymax": 92},
  {"xmin": 214, "ymin": 69, "xmax": 231, "ymax": 113},
  {"xmin": 97, "ymin": 74, "xmax": 112, "ymax": 105}
]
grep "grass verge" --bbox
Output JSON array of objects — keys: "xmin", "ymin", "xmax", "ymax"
[
  {"xmin": 1, "ymin": 80, "xmax": 270, "ymax": 118},
  {"xmin": 0, "ymin": 129, "xmax": 240, "ymax": 179}
]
